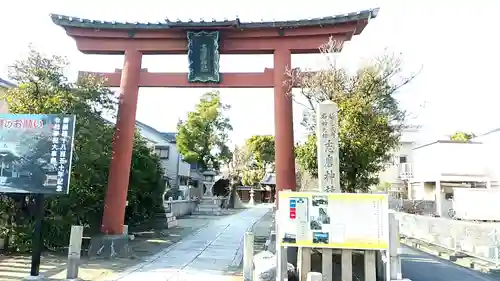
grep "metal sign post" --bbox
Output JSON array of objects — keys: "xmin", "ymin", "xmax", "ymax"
[{"xmin": 29, "ymin": 194, "xmax": 44, "ymax": 277}]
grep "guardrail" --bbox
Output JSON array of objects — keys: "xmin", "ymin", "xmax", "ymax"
[{"xmin": 396, "ymin": 212, "xmax": 500, "ymax": 264}]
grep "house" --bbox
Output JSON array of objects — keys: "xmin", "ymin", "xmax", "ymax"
[
  {"xmin": 380, "ymin": 124, "xmax": 500, "ymax": 217},
  {"xmin": 472, "ymin": 127, "xmax": 500, "ymax": 188},
  {"xmin": 0, "ymin": 78, "xmax": 15, "ymax": 90},
  {"xmin": 409, "ymin": 139, "xmax": 489, "ymax": 216},
  {"xmin": 377, "ymin": 125, "xmax": 420, "ymax": 195},
  {"xmin": 0, "ymin": 78, "xmax": 15, "ymax": 113},
  {"xmin": 135, "ymin": 121, "xmax": 203, "ymax": 198}
]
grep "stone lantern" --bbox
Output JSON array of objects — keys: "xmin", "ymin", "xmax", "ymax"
[
  {"xmin": 202, "ymin": 159, "xmax": 216, "ymax": 197},
  {"xmin": 249, "ymin": 188, "xmax": 255, "ymax": 205}
]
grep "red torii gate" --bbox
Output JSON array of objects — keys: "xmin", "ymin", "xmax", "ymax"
[{"xmin": 50, "ymin": 8, "xmax": 378, "ymax": 235}]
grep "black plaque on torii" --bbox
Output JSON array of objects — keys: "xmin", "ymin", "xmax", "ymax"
[{"xmin": 187, "ymin": 31, "xmax": 221, "ymax": 83}]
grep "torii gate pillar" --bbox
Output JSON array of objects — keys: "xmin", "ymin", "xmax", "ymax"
[
  {"xmin": 101, "ymin": 50, "xmax": 142, "ymax": 234},
  {"xmin": 273, "ymin": 49, "xmax": 296, "ymax": 193}
]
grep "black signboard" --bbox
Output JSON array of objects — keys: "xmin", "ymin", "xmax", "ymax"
[
  {"xmin": 0, "ymin": 114, "xmax": 76, "ymax": 194},
  {"xmin": 187, "ymin": 31, "xmax": 221, "ymax": 83}
]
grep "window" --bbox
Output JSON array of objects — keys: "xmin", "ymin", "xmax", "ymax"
[
  {"xmin": 179, "ymin": 176, "xmax": 188, "ymax": 185},
  {"xmin": 155, "ymin": 146, "xmax": 170, "ymax": 160},
  {"xmin": 399, "ymin": 156, "xmax": 407, "ymax": 164},
  {"xmin": 179, "ymin": 176, "xmax": 197, "ymax": 187}
]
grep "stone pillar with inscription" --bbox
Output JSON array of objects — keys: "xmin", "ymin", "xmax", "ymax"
[{"xmin": 316, "ymin": 101, "xmax": 341, "ymax": 193}]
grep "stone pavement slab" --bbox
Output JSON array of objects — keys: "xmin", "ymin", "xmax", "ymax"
[
  {"xmin": 0, "ymin": 210, "xmax": 241, "ymax": 281},
  {"xmin": 114, "ymin": 205, "xmax": 272, "ymax": 281}
]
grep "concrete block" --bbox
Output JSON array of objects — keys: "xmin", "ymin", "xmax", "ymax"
[
  {"xmin": 22, "ymin": 276, "xmax": 46, "ymax": 281},
  {"xmin": 306, "ymin": 272, "xmax": 322, "ymax": 281},
  {"xmin": 168, "ymin": 220, "xmax": 179, "ymax": 228},
  {"xmin": 88, "ymin": 234, "xmax": 130, "ymax": 258},
  {"xmin": 253, "ymin": 250, "xmax": 297, "ymax": 281}
]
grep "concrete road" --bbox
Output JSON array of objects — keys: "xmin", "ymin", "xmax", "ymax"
[{"xmin": 401, "ymin": 245, "xmax": 499, "ymax": 281}]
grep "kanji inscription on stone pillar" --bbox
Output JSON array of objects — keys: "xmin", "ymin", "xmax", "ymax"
[{"xmin": 316, "ymin": 100, "xmax": 340, "ymax": 193}]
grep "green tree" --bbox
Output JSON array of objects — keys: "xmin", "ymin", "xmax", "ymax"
[
  {"xmin": 450, "ymin": 131, "xmax": 475, "ymax": 141},
  {"xmin": 245, "ymin": 135, "xmax": 275, "ymax": 168},
  {"xmin": 241, "ymin": 168, "xmax": 265, "ymax": 186},
  {"xmin": 0, "ymin": 47, "xmax": 166, "ymax": 251},
  {"xmin": 293, "ymin": 40, "xmax": 417, "ymax": 193},
  {"xmin": 239, "ymin": 135, "xmax": 275, "ymax": 187},
  {"xmin": 226, "ymin": 145, "xmax": 249, "ymax": 208},
  {"xmin": 176, "ymin": 91, "xmax": 233, "ymax": 170}
]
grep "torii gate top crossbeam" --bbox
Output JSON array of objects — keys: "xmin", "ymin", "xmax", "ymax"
[{"xmin": 50, "ymin": 8, "xmax": 379, "ymax": 55}]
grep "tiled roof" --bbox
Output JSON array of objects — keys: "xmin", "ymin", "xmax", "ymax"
[
  {"xmin": 50, "ymin": 8, "xmax": 379, "ymax": 30},
  {"xmin": 161, "ymin": 132, "xmax": 177, "ymax": 143},
  {"xmin": 237, "ymin": 185, "xmax": 265, "ymax": 191},
  {"xmin": 0, "ymin": 78, "xmax": 16, "ymax": 89},
  {"xmin": 260, "ymin": 173, "xmax": 276, "ymax": 185},
  {"xmin": 135, "ymin": 120, "xmax": 176, "ymax": 143}
]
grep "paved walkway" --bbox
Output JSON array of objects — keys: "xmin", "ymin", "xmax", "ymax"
[{"xmin": 114, "ymin": 205, "xmax": 271, "ymax": 281}]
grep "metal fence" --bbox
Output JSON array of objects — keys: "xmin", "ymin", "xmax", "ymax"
[{"xmin": 396, "ymin": 212, "xmax": 500, "ymax": 263}]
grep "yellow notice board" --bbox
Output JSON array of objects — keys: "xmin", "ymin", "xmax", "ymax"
[{"xmin": 278, "ymin": 191, "xmax": 389, "ymax": 250}]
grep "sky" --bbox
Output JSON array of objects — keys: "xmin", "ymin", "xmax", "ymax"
[{"xmin": 1, "ymin": 0, "xmax": 499, "ymax": 146}]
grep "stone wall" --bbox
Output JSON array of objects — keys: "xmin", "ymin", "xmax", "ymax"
[
  {"xmin": 163, "ymin": 198, "xmax": 198, "ymax": 217},
  {"xmin": 389, "ymin": 198, "xmax": 436, "ymax": 215},
  {"xmin": 396, "ymin": 212, "xmax": 500, "ymax": 262}
]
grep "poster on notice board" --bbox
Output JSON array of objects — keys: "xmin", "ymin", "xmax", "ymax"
[
  {"xmin": 278, "ymin": 191, "xmax": 389, "ymax": 250},
  {"xmin": 0, "ymin": 114, "xmax": 76, "ymax": 194}
]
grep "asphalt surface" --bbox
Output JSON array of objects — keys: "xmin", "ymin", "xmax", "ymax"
[{"xmin": 401, "ymin": 245, "xmax": 499, "ymax": 281}]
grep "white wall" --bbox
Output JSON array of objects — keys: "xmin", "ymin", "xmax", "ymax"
[
  {"xmin": 412, "ymin": 141, "xmax": 486, "ymax": 182},
  {"xmin": 378, "ymin": 142, "xmax": 414, "ymax": 187},
  {"xmin": 161, "ymin": 143, "xmax": 192, "ymax": 189},
  {"xmin": 171, "ymin": 144, "xmax": 191, "ymax": 177},
  {"xmin": 135, "ymin": 125, "xmax": 171, "ymax": 180},
  {"xmin": 377, "ymin": 126, "xmax": 420, "ymax": 189},
  {"xmin": 474, "ymin": 132, "xmax": 500, "ymax": 186},
  {"xmin": 400, "ymin": 126, "xmax": 420, "ymax": 143},
  {"xmin": 0, "ymin": 100, "xmax": 8, "ymax": 114}
]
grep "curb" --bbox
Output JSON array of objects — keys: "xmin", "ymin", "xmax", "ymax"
[{"xmin": 232, "ymin": 208, "xmax": 273, "ymax": 268}]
